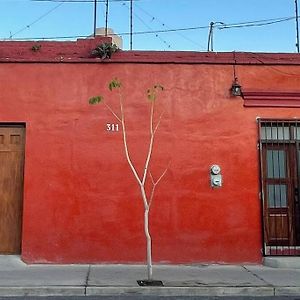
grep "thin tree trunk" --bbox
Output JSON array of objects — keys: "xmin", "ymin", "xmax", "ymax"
[
  {"xmin": 140, "ymin": 185, "xmax": 152, "ymax": 280},
  {"xmin": 144, "ymin": 207, "xmax": 153, "ymax": 281}
]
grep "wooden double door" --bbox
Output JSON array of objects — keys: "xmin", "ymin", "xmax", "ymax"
[
  {"xmin": 0, "ymin": 126, "xmax": 25, "ymax": 254},
  {"xmin": 260, "ymin": 121, "xmax": 300, "ymax": 254}
]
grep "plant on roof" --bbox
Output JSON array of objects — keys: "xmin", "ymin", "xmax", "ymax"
[
  {"xmin": 91, "ymin": 42, "xmax": 119, "ymax": 60},
  {"xmin": 89, "ymin": 78, "xmax": 170, "ymax": 286},
  {"xmin": 31, "ymin": 44, "xmax": 41, "ymax": 52}
]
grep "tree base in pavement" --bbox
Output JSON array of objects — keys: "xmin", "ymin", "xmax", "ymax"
[{"xmin": 137, "ymin": 279, "xmax": 164, "ymax": 286}]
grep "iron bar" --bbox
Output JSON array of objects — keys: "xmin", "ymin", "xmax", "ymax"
[
  {"xmin": 105, "ymin": 0, "xmax": 109, "ymax": 36},
  {"xmin": 130, "ymin": 0, "xmax": 133, "ymax": 50},
  {"xmin": 295, "ymin": 0, "xmax": 300, "ymax": 53},
  {"xmin": 93, "ymin": 0, "xmax": 97, "ymax": 37},
  {"xmin": 207, "ymin": 22, "xmax": 214, "ymax": 51}
]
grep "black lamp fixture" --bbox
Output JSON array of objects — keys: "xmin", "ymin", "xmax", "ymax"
[
  {"xmin": 231, "ymin": 51, "xmax": 242, "ymax": 97},
  {"xmin": 231, "ymin": 77, "xmax": 242, "ymax": 97}
]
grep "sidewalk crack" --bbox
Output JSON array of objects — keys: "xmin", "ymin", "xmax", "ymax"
[
  {"xmin": 84, "ymin": 265, "xmax": 91, "ymax": 296},
  {"xmin": 242, "ymin": 266, "xmax": 272, "ymax": 287}
]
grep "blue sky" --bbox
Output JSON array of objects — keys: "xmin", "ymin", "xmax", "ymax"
[{"xmin": 0, "ymin": 0, "xmax": 298, "ymax": 52}]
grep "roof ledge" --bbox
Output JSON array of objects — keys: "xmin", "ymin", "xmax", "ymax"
[{"xmin": 243, "ymin": 90, "xmax": 300, "ymax": 107}]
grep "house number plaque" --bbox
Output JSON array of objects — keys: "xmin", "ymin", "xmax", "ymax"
[{"xmin": 106, "ymin": 123, "xmax": 119, "ymax": 132}]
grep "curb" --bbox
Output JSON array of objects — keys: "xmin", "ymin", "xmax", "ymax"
[
  {"xmin": 87, "ymin": 286, "xmax": 275, "ymax": 297},
  {"xmin": 0, "ymin": 287, "xmax": 85, "ymax": 297},
  {"xmin": 275, "ymin": 287, "xmax": 300, "ymax": 296},
  {"xmin": 0, "ymin": 286, "xmax": 299, "ymax": 297}
]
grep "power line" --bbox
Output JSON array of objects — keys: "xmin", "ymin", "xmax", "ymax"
[
  {"xmin": 31, "ymin": 0, "xmax": 139, "ymax": 2},
  {"xmin": 120, "ymin": 1, "xmax": 172, "ymax": 49},
  {"xmin": 2, "ymin": 15, "xmax": 299, "ymax": 43},
  {"xmin": 134, "ymin": 3, "xmax": 205, "ymax": 49},
  {"xmin": 7, "ymin": 1, "xmax": 65, "ymax": 39},
  {"xmin": 242, "ymin": 52, "xmax": 300, "ymax": 77},
  {"xmin": 118, "ymin": 16, "xmax": 298, "ymax": 35},
  {"xmin": 219, "ymin": 16, "xmax": 295, "ymax": 30},
  {"xmin": 1, "ymin": 35, "xmax": 87, "ymax": 40}
]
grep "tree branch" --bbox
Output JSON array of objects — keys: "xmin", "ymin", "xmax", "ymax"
[
  {"xmin": 148, "ymin": 185, "xmax": 156, "ymax": 209},
  {"xmin": 142, "ymin": 108, "xmax": 165, "ymax": 187},
  {"xmin": 149, "ymin": 171, "xmax": 155, "ymax": 185},
  {"xmin": 155, "ymin": 161, "xmax": 171, "ymax": 186},
  {"xmin": 150, "ymin": 101, "xmax": 154, "ymax": 135},
  {"xmin": 148, "ymin": 161, "xmax": 170, "ymax": 208},
  {"xmin": 153, "ymin": 111, "xmax": 165, "ymax": 134},
  {"xmin": 118, "ymin": 90, "xmax": 142, "ymax": 186},
  {"xmin": 142, "ymin": 102, "xmax": 156, "ymax": 186},
  {"xmin": 104, "ymin": 102, "xmax": 122, "ymax": 123}
]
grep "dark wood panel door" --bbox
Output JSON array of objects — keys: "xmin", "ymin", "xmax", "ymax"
[
  {"xmin": 262, "ymin": 145, "xmax": 293, "ymax": 246},
  {"xmin": 0, "ymin": 126, "xmax": 25, "ymax": 254},
  {"xmin": 262, "ymin": 143, "xmax": 300, "ymax": 247}
]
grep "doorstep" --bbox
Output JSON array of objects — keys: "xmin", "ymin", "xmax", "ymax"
[{"xmin": 263, "ymin": 256, "xmax": 300, "ymax": 269}]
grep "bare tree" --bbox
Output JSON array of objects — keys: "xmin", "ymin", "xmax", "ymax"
[{"xmin": 89, "ymin": 78, "xmax": 169, "ymax": 283}]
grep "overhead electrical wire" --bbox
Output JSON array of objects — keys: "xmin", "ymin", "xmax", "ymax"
[
  {"xmin": 2, "ymin": 13, "xmax": 298, "ymax": 43},
  {"xmin": 241, "ymin": 52, "xmax": 300, "ymax": 77},
  {"xmin": 31, "ymin": 0, "xmax": 140, "ymax": 2},
  {"xmin": 134, "ymin": 3, "xmax": 205, "ymax": 49},
  {"xmin": 7, "ymin": 1, "xmax": 65, "ymax": 39},
  {"xmin": 120, "ymin": 1, "xmax": 172, "ymax": 49},
  {"xmin": 219, "ymin": 16, "xmax": 295, "ymax": 29},
  {"xmin": 118, "ymin": 16, "xmax": 298, "ymax": 35}
]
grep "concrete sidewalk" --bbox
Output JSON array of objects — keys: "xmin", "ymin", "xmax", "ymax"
[{"xmin": 0, "ymin": 256, "xmax": 300, "ymax": 297}]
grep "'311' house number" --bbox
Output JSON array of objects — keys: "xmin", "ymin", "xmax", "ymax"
[{"xmin": 106, "ymin": 123, "xmax": 119, "ymax": 132}]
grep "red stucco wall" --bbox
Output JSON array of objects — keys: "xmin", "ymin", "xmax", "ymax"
[{"xmin": 1, "ymin": 51, "xmax": 300, "ymax": 264}]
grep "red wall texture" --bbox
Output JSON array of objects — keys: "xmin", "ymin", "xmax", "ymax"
[{"xmin": 1, "ymin": 39, "xmax": 300, "ymax": 264}]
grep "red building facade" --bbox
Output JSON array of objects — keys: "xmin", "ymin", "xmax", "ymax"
[{"xmin": 0, "ymin": 37, "xmax": 300, "ymax": 263}]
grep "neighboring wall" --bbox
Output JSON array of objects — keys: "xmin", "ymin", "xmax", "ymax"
[{"xmin": 1, "ymin": 39, "xmax": 300, "ymax": 263}]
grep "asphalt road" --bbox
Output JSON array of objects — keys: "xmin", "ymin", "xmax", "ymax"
[{"xmin": 0, "ymin": 296, "xmax": 299, "ymax": 300}]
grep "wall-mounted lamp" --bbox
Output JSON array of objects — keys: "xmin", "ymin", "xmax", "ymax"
[{"xmin": 231, "ymin": 77, "xmax": 242, "ymax": 97}]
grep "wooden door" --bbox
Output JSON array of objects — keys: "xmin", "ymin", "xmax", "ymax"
[
  {"xmin": 0, "ymin": 126, "xmax": 25, "ymax": 254},
  {"xmin": 262, "ymin": 144, "xmax": 294, "ymax": 246}
]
